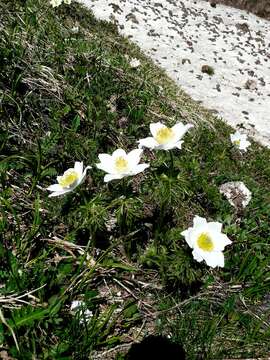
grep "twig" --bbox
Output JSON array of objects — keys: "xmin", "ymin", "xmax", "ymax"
[{"xmin": 0, "ymin": 309, "xmax": 20, "ymax": 352}]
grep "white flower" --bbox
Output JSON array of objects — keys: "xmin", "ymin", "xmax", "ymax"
[
  {"xmin": 49, "ymin": 0, "xmax": 62, "ymax": 7},
  {"xmin": 70, "ymin": 300, "xmax": 93, "ymax": 323},
  {"xmin": 181, "ymin": 216, "xmax": 232, "ymax": 268},
  {"xmin": 96, "ymin": 148, "xmax": 149, "ymax": 183},
  {"xmin": 129, "ymin": 58, "xmax": 141, "ymax": 68},
  {"xmin": 219, "ymin": 181, "xmax": 252, "ymax": 209},
  {"xmin": 71, "ymin": 26, "xmax": 79, "ymax": 33},
  {"xmin": 138, "ymin": 122, "xmax": 193, "ymax": 150},
  {"xmin": 230, "ymin": 131, "xmax": 251, "ymax": 152},
  {"xmin": 63, "ymin": 0, "xmax": 72, "ymax": 4},
  {"xmin": 47, "ymin": 161, "xmax": 91, "ymax": 197}
]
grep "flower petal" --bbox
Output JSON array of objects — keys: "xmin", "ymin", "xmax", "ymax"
[
  {"xmin": 48, "ymin": 188, "xmax": 72, "ymax": 197},
  {"xmin": 127, "ymin": 148, "xmax": 143, "ymax": 167},
  {"xmin": 172, "ymin": 123, "xmax": 193, "ymax": 141},
  {"xmin": 192, "ymin": 249, "xmax": 204, "ymax": 263},
  {"xmin": 104, "ymin": 173, "xmax": 125, "ymax": 183},
  {"xmin": 77, "ymin": 165, "xmax": 91, "ymax": 185},
  {"xmin": 160, "ymin": 143, "xmax": 176, "ymax": 150},
  {"xmin": 74, "ymin": 161, "xmax": 83, "ymax": 177},
  {"xmin": 181, "ymin": 229, "xmax": 194, "ymax": 248},
  {"xmin": 138, "ymin": 137, "xmax": 159, "ymax": 149},
  {"xmin": 150, "ymin": 122, "xmax": 165, "ymax": 137},
  {"xmin": 112, "ymin": 149, "xmax": 127, "ymax": 160},
  {"xmin": 96, "ymin": 154, "xmax": 115, "ymax": 174},
  {"xmin": 162, "ymin": 141, "xmax": 183, "ymax": 150},
  {"xmin": 193, "ymin": 216, "xmax": 207, "ymax": 228},
  {"xmin": 239, "ymin": 140, "xmax": 251, "ymax": 151},
  {"xmin": 208, "ymin": 221, "xmax": 222, "ymax": 233},
  {"xmin": 203, "ymin": 251, "xmax": 225, "ymax": 268},
  {"xmin": 174, "ymin": 141, "xmax": 184, "ymax": 150},
  {"xmin": 71, "ymin": 300, "xmax": 83, "ymax": 310},
  {"xmin": 212, "ymin": 233, "xmax": 232, "ymax": 251},
  {"xmin": 131, "ymin": 163, "xmax": 149, "ymax": 175},
  {"xmin": 47, "ymin": 184, "xmax": 64, "ymax": 192}
]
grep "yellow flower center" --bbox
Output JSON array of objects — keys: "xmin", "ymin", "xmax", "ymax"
[
  {"xmin": 58, "ymin": 169, "xmax": 79, "ymax": 188},
  {"xmin": 233, "ymin": 139, "xmax": 241, "ymax": 146},
  {"xmin": 155, "ymin": 127, "xmax": 174, "ymax": 144},
  {"xmin": 197, "ymin": 232, "xmax": 214, "ymax": 252},
  {"xmin": 115, "ymin": 157, "xmax": 129, "ymax": 173}
]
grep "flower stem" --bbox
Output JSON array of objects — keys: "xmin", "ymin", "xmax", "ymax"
[
  {"xmin": 169, "ymin": 151, "xmax": 174, "ymax": 176},
  {"xmin": 122, "ymin": 177, "xmax": 127, "ymax": 197}
]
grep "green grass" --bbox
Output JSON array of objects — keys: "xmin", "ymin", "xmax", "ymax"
[{"xmin": 0, "ymin": 0, "xmax": 270, "ymax": 359}]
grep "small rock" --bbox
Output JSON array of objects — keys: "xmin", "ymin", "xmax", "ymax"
[
  {"xmin": 245, "ymin": 79, "xmax": 257, "ymax": 90},
  {"xmin": 219, "ymin": 181, "xmax": 252, "ymax": 210},
  {"xmin": 201, "ymin": 64, "xmax": 215, "ymax": 76},
  {"xmin": 182, "ymin": 58, "xmax": 191, "ymax": 65}
]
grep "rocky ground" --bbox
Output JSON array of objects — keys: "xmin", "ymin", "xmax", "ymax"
[
  {"xmin": 209, "ymin": 0, "xmax": 270, "ymax": 20},
  {"xmin": 81, "ymin": 0, "xmax": 270, "ymax": 147}
]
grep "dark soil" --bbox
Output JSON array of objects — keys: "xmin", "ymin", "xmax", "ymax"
[{"xmin": 209, "ymin": 0, "xmax": 270, "ymax": 19}]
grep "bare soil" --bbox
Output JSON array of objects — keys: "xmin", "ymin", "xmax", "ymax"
[{"xmin": 209, "ymin": 0, "xmax": 270, "ymax": 19}]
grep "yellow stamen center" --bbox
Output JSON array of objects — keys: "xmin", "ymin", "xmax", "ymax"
[
  {"xmin": 233, "ymin": 139, "xmax": 241, "ymax": 146},
  {"xmin": 155, "ymin": 127, "xmax": 174, "ymax": 144},
  {"xmin": 197, "ymin": 233, "xmax": 214, "ymax": 252},
  {"xmin": 115, "ymin": 157, "xmax": 129, "ymax": 173},
  {"xmin": 58, "ymin": 169, "xmax": 78, "ymax": 188}
]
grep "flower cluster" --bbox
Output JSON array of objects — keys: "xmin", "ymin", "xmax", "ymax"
[
  {"xmin": 47, "ymin": 121, "xmax": 192, "ymax": 195},
  {"xmin": 47, "ymin": 122, "xmax": 252, "ymax": 269}
]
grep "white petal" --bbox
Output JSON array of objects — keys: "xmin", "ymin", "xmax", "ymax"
[
  {"xmin": 192, "ymin": 249, "xmax": 204, "ymax": 263},
  {"xmin": 162, "ymin": 141, "xmax": 183, "ymax": 150},
  {"xmin": 127, "ymin": 148, "xmax": 143, "ymax": 167},
  {"xmin": 181, "ymin": 229, "xmax": 194, "ymax": 248},
  {"xmin": 193, "ymin": 216, "xmax": 207, "ymax": 228},
  {"xmin": 47, "ymin": 184, "xmax": 64, "ymax": 192},
  {"xmin": 104, "ymin": 173, "xmax": 125, "ymax": 183},
  {"xmin": 77, "ymin": 165, "xmax": 91, "ymax": 185},
  {"xmin": 138, "ymin": 137, "xmax": 159, "ymax": 149},
  {"xmin": 74, "ymin": 161, "xmax": 83, "ymax": 177},
  {"xmin": 203, "ymin": 251, "xmax": 225, "ymax": 268},
  {"xmin": 181, "ymin": 229, "xmax": 188, "ymax": 237},
  {"xmin": 230, "ymin": 133, "xmax": 239, "ymax": 142},
  {"xmin": 212, "ymin": 233, "xmax": 232, "ymax": 251},
  {"xmin": 131, "ymin": 163, "xmax": 149, "ymax": 175},
  {"xmin": 172, "ymin": 123, "xmax": 193, "ymax": 141},
  {"xmin": 98, "ymin": 154, "xmax": 112, "ymax": 163},
  {"xmin": 230, "ymin": 135, "xmax": 235, "ymax": 143},
  {"xmin": 96, "ymin": 154, "xmax": 115, "ymax": 174},
  {"xmin": 48, "ymin": 188, "xmax": 72, "ymax": 197},
  {"xmin": 174, "ymin": 141, "xmax": 184, "ymax": 149},
  {"xmin": 71, "ymin": 300, "xmax": 83, "ymax": 310},
  {"xmin": 239, "ymin": 140, "xmax": 251, "ymax": 151},
  {"xmin": 161, "ymin": 143, "xmax": 177, "ymax": 150},
  {"xmin": 208, "ymin": 221, "xmax": 222, "ymax": 233},
  {"xmin": 112, "ymin": 149, "xmax": 127, "ymax": 160},
  {"xmin": 150, "ymin": 122, "xmax": 165, "ymax": 137}
]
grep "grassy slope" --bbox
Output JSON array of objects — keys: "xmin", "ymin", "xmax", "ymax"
[{"xmin": 0, "ymin": 0, "xmax": 270, "ymax": 359}]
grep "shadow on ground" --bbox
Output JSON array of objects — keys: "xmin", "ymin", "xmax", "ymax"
[{"xmin": 125, "ymin": 335, "xmax": 186, "ymax": 360}]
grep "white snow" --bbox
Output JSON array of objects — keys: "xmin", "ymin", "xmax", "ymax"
[{"xmin": 80, "ymin": 0, "xmax": 270, "ymax": 147}]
